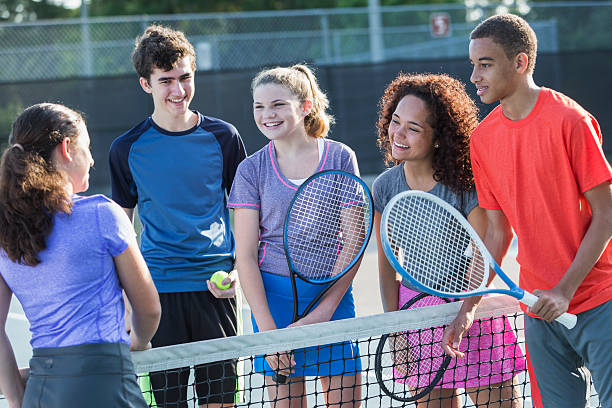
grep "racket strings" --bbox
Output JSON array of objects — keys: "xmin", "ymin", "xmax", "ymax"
[
  {"xmin": 386, "ymin": 196, "xmax": 487, "ymax": 294},
  {"xmin": 382, "ymin": 329, "xmax": 442, "ymax": 379},
  {"xmin": 378, "ymin": 296, "xmax": 448, "ymax": 395},
  {"xmin": 286, "ymin": 173, "xmax": 372, "ymax": 282}
]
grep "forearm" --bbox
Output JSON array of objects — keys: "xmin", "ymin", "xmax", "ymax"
[
  {"xmin": 525, "ymin": 184, "xmax": 612, "ymax": 321},
  {"xmin": 115, "ymin": 244, "xmax": 160, "ymax": 349},
  {"xmin": 130, "ymin": 308, "xmax": 159, "ymax": 346},
  {"xmin": 379, "ymin": 265, "xmax": 399, "ymax": 313},
  {"xmin": 0, "ymin": 332, "xmax": 24, "ymax": 407},
  {"xmin": 483, "ymin": 222, "xmax": 513, "ymax": 266},
  {"xmin": 237, "ymin": 260, "xmax": 277, "ymax": 331},
  {"xmin": 461, "ymin": 209, "xmax": 512, "ymax": 312},
  {"xmin": 128, "ymin": 285, "xmax": 160, "ymax": 349},
  {"xmin": 557, "ymin": 213, "xmax": 612, "ymax": 299},
  {"xmin": 456, "ymin": 263, "xmax": 497, "ymax": 314},
  {"xmin": 374, "ymin": 210, "xmax": 400, "ymax": 312}
]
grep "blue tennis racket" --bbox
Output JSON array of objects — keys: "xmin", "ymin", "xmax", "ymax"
[
  {"xmin": 272, "ymin": 169, "xmax": 374, "ymax": 383},
  {"xmin": 380, "ymin": 190, "xmax": 576, "ymax": 329}
]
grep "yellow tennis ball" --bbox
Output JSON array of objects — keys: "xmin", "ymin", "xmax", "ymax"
[{"xmin": 211, "ymin": 271, "xmax": 231, "ymax": 290}]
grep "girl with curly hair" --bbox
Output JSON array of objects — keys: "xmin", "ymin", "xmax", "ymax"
[{"xmin": 372, "ymin": 73, "xmax": 525, "ymax": 407}]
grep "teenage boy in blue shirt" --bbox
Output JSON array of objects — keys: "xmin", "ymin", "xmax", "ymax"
[{"xmin": 109, "ymin": 25, "xmax": 246, "ymax": 408}]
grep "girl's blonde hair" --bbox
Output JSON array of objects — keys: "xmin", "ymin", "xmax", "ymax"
[{"xmin": 251, "ymin": 64, "xmax": 334, "ymax": 138}]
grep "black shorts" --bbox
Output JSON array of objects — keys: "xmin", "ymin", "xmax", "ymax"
[{"xmin": 149, "ymin": 291, "xmax": 238, "ymax": 407}]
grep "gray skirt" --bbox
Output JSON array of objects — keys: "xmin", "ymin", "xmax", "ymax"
[{"xmin": 23, "ymin": 342, "xmax": 147, "ymax": 408}]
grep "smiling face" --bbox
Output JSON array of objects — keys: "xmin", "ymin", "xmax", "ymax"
[
  {"xmin": 388, "ymin": 95, "xmax": 436, "ymax": 165},
  {"xmin": 252, "ymin": 83, "xmax": 310, "ymax": 141},
  {"xmin": 469, "ymin": 37, "xmax": 520, "ymax": 104},
  {"xmin": 140, "ymin": 56, "xmax": 195, "ymax": 125}
]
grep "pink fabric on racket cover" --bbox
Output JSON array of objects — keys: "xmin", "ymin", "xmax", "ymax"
[{"xmin": 397, "ymin": 286, "xmax": 526, "ymax": 389}]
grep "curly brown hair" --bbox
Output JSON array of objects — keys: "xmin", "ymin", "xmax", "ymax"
[
  {"xmin": 0, "ymin": 103, "xmax": 82, "ymax": 266},
  {"xmin": 471, "ymin": 14, "xmax": 538, "ymax": 74},
  {"xmin": 132, "ymin": 25, "xmax": 196, "ymax": 81},
  {"xmin": 376, "ymin": 73, "xmax": 479, "ymax": 193}
]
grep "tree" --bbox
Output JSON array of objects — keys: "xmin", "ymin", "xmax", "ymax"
[
  {"xmin": 86, "ymin": 0, "xmax": 362, "ymax": 16},
  {"xmin": 1, "ymin": 0, "xmax": 469, "ymax": 21},
  {"xmin": 0, "ymin": 0, "xmax": 77, "ymax": 22},
  {"xmin": 86, "ymin": 0, "xmax": 461, "ymax": 16}
]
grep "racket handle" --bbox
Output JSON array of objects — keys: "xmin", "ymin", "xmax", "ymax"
[
  {"xmin": 520, "ymin": 291, "xmax": 577, "ymax": 329},
  {"xmin": 272, "ymin": 372, "xmax": 287, "ymax": 384}
]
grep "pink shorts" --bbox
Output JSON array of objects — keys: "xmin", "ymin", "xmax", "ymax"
[{"xmin": 397, "ymin": 286, "xmax": 526, "ymax": 389}]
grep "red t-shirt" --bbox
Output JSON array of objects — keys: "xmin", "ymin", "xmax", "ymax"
[{"xmin": 471, "ymin": 88, "xmax": 612, "ymax": 314}]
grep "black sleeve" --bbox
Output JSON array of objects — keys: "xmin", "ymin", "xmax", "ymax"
[
  {"xmin": 210, "ymin": 120, "xmax": 247, "ymax": 196},
  {"xmin": 108, "ymin": 129, "xmax": 141, "ymax": 209}
]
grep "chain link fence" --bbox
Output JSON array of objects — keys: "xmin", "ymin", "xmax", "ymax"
[{"xmin": 1, "ymin": 2, "xmax": 611, "ymax": 82}]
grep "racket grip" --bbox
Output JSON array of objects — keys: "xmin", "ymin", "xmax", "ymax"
[
  {"xmin": 272, "ymin": 372, "xmax": 287, "ymax": 384},
  {"xmin": 520, "ymin": 291, "xmax": 577, "ymax": 329}
]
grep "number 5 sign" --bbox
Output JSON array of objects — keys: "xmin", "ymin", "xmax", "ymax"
[{"xmin": 430, "ymin": 13, "xmax": 451, "ymax": 38}]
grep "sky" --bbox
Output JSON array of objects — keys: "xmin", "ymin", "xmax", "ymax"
[{"xmin": 52, "ymin": 0, "xmax": 81, "ymax": 9}]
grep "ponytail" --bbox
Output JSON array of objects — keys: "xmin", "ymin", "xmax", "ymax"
[
  {"xmin": 0, "ymin": 103, "xmax": 83, "ymax": 266},
  {"xmin": 290, "ymin": 65, "xmax": 334, "ymax": 138}
]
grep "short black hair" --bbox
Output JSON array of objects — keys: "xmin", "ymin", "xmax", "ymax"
[{"xmin": 470, "ymin": 14, "xmax": 537, "ymax": 73}]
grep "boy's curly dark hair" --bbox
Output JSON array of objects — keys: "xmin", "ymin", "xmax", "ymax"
[
  {"xmin": 376, "ymin": 73, "xmax": 479, "ymax": 193},
  {"xmin": 132, "ymin": 25, "xmax": 196, "ymax": 81}
]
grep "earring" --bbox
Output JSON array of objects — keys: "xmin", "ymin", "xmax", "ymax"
[{"xmin": 434, "ymin": 143, "xmax": 440, "ymax": 149}]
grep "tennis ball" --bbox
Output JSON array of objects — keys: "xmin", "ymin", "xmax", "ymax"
[{"xmin": 211, "ymin": 271, "xmax": 231, "ymax": 290}]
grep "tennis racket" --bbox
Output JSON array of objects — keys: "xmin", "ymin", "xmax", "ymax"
[
  {"xmin": 375, "ymin": 292, "xmax": 452, "ymax": 402},
  {"xmin": 380, "ymin": 190, "xmax": 576, "ymax": 329},
  {"xmin": 272, "ymin": 169, "xmax": 374, "ymax": 384}
]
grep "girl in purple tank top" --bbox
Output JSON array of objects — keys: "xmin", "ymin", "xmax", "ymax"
[{"xmin": 229, "ymin": 65, "xmax": 362, "ymax": 407}]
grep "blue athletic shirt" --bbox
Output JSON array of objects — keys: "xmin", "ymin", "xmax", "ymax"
[{"xmin": 109, "ymin": 111, "xmax": 246, "ymax": 293}]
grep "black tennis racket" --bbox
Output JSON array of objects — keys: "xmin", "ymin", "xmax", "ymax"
[
  {"xmin": 375, "ymin": 292, "xmax": 452, "ymax": 402},
  {"xmin": 272, "ymin": 169, "xmax": 374, "ymax": 384}
]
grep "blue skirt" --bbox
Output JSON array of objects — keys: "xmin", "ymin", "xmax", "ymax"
[{"xmin": 253, "ymin": 271, "xmax": 362, "ymax": 377}]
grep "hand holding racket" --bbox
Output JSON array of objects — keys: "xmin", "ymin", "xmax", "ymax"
[
  {"xmin": 380, "ymin": 191, "xmax": 576, "ymax": 329},
  {"xmin": 272, "ymin": 169, "xmax": 374, "ymax": 383},
  {"xmin": 375, "ymin": 292, "xmax": 452, "ymax": 402}
]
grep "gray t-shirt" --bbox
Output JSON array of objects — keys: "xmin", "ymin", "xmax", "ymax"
[
  {"xmin": 228, "ymin": 139, "xmax": 359, "ymax": 277},
  {"xmin": 372, "ymin": 164, "xmax": 478, "ymax": 289}
]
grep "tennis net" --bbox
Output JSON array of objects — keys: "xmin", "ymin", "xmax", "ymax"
[{"xmin": 130, "ymin": 295, "xmax": 600, "ymax": 407}]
